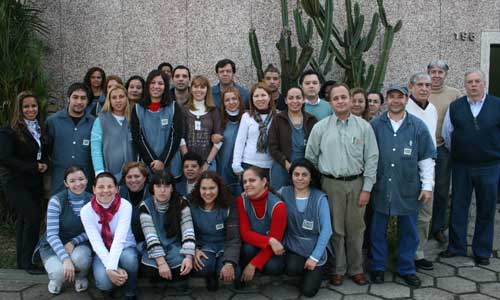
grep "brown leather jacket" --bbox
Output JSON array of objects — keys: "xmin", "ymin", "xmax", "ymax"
[{"xmin": 268, "ymin": 110, "xmax": 317, "ymax": 168}]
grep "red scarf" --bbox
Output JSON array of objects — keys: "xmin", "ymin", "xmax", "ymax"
[
  {"xmin": 148, "ymin": 102, "xmax": 161, "ymax": 112},
  {"xmin": 91, "ymin": 194, "xmax": 122, "ymax": 249}
]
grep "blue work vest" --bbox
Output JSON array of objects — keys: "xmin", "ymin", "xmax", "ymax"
[
  {"xmin": 243, "ymin": 192, "xmax": 283, "ymax": 235},
  {"xmin": 190, "ymin": 204, "xmax": 229, "ymax": 255},
  {"xmin": 217, "ymin": 121, "xmax": 241, "ymax": 195},
  {"xmin": 370, "ymin": 112, "xmax": 436, "ymax": 216},
  {"xmin": 280, "ymin": 186, "xmax": 327, "ymax": 265}
]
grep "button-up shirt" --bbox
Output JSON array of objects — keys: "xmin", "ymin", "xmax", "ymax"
[{"xmin": 305, "ymin": 113, "xmax": 379, "ymax": 192}]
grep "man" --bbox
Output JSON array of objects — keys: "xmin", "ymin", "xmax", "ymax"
[
  {"xmin": 406, "ymin": 72, "xmax": 438, "ymax": 271},
  {"xmin": 176, "ymin": 152, "xmax": 203, "ymax": 197},
  {"xmin": 263, "ymin": 64, "xmax": 285, "ymax": 111},
  {"xmin": 427, "ymin": 60, "xmax": 461, "ymax": 243},
  {"xmin": 169, "ymin": 65, "xmax": 191, "ymax": 105},
  {"xmin": 440, "ymin": 70, "xmax": 500, "ymax": 266},
  {"xmin": 158, "ymin": 62, "xmax": 173, "ymax": 79},
  {"xmin": 305, "ymin": 83, "xmax": 379, "ymax": 286},
  {"xmin": 369, "ymin": 84, "xmax": 436, "ymax": 288},
  {"xmin": 211, "ymin": 59, "xmax": 249, "ymax": 108},
  {"xmin": 47, "ymin": 83, "xmax": 95, "ymax": 194},
  {"xmin": 300, "ymin": 70, "xmax": 332, "ymax": 121}
]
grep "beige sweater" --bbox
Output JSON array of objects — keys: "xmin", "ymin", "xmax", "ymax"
[{"xmin": 429, "ymin": 85, "xmax": 461, "ymax": 146}]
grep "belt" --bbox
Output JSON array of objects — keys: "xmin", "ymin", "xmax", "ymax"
[{"xmin": 322, "ymin": 173, "xmax": 363, "ymax": 181}]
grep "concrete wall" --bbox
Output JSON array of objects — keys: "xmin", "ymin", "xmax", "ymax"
[{"xmin": 37, "ymin": 0, "xmax": 500, "ymax": 102}]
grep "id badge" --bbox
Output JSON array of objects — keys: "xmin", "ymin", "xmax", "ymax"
[
  {"xmin": 403, "ymin": 148, "xmax": 412, "ymax": 156},
  {"xmin": 161, "ymin": 118, "xmax": 169, "ymax": 126},
  {"xmin": 215, "ymin": 223, "xmax": 224, "ymax": 230},
  {"xmin": 194, "ymin": 120, "xmax": 201, "ymax": 131},
  {"xmin": 302, "ymin": 220, "xmax": 314, "ymax": 230},
  {"xmin": 82, "ymin": 139, "xmax": 90, "ymax": 146},
  {"xmin": 36, "ymin": 151, "xmax": 42, "ymax": 161}
]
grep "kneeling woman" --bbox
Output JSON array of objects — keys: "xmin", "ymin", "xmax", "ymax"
[
  {"xmin": 190, "ymin": 171, "xmax": 241, "ymax": 290},
  {"xmin": 280, "ymin": 159, "xmax": 332, "ymax": 297},
  {"xmin": 35, "ymin": 165, "xmax": 93, "ymax": 295},
  {"xmin": 139, "ymin": 171, "xmax": 195, "ymax": 283},
  {"xmin": 80, "ymin": 172, "xmax": 138, "ymax": 300},
  {"xmin": 237, "ymin": 166, "xmax": 287, "ymax": 282}
]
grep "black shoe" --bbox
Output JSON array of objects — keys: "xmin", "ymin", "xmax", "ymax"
[
  {"xmin": 370, "ymin": 271, "xmax": 384, "ymax": 284},
  {"xmin": 205, "ymin": 276, "xmax": 219, "ymax": 291},
  {"xmin": 474, "ymin": 256, "xmax": 490, "ymax": 266},
  {"xmin": 433, "ymin": 231, "xmax": 448, "ymax": 243},
  {"xmin": 397, "ymin": 273, "xmax": 421, "ymax": 288},
  {"xmin": 439, "ymin": 250, "xmax": 457, "ymax": 258},
  {"xmin": 415, "ymin": 259, "xmax": 434, "ymax": 270}
]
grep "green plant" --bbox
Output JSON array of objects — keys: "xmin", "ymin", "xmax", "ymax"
[
  {"xmin": 0, "ymin": 0, "xmax": 50, "ymax": 126},
  {"xmin": 249, "ymin": 0, "xmax": 334, "ymax": 94},
  {"xmin": 301, "ymin": 0, "xmax": 402, "ymax": 92}
]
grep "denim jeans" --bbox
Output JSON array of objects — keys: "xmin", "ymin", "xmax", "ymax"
[
  {"xmin": 240, "ymin": 243, "xmax": 285, "ymax": 275},
  {"xmin": 93, "ymin": 247, "xmax": 138, "ymax": 297},
  {"xmin": 192, "ymin": 250, "xmax": 241, "ymax": 280},
  {"xmin": 43, "ymin": 244, "xmax": 92, "ymax": 284}
]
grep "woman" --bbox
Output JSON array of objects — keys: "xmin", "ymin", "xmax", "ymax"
[
  {"xmin": 104, "ymin": 75, "xmax": 124, "ymax": 96},
  {"xmin": 190, "ymin": 171, "xmax": 241, "ymax": 290},
  {"xmin": 0, "ymin": 91, "xmax": 48, "ymax": 273},
  {"xmin": 119, "ymin": 161, "xmax": 150, "ymax": 243},
  {"xmin": 179, "ymin": 75, "xmax": 222, "ymax": 171},
  {"xmin": 237, "ymin": 167, "xmax": 286, "ymax": 282},
  {"xmin": 217, "ymin": 87, "xmax": 244, "ymax": 196},
  {"xmin": 91, "ymin": 84, "xmax": 134, "ymax": 183},
  {"xmin": 351, "ymin": 88, "xmax": 371, "ymax": 121},
  {"xmin": 367, "ymin": 91, "xmax": 384, "ymax": 118},
  {"xmin": 80, "ymin": 172, "xmax": 138, "ymax": 300},
  {"xmin": 131, "ymin": 70, "xmax": 184, "ymax": 177},
  {"xmin": 84, "ymin": 67, "xmax": 106, "ymax": 116},
  {"xmin": 279, "ymin": 159, "xmax": 332, "ymax": 297},
  {"xmin": 126, "ymin": 75, "xmax": 145, "ymax": 107},
  {"xmin": 232, "ymin": 83, "xmax": 275, "ymax": 179},
  {"xmin": 269, "ymin": 87, "xmax": 317, "ymax": 190},
  {"xmin": 34, "ymin": 165, "xmax": 93, "ymax": 294},
  {"xmin": 139, "ymin": 171, "xmax": 195, "ymax": 286}
]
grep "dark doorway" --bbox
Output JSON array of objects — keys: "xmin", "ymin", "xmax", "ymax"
[{"xmin": 489, "ymin": 44, "xmax": 500, "ymax": 97}]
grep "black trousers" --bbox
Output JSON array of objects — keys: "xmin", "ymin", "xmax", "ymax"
[
  {"xmin": 4, "ymin": 181, "xmax": 42, "ymax": 269},
  {"xmin": 286, "ymin": 251, "xmax": 324, "ymax": 298}
]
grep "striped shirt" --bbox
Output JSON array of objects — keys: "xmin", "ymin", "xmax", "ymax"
[{"xmin": 46, "ymin": 191, "xmax": 88, "ymax": 261}]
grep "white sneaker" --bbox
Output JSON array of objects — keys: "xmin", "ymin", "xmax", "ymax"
[
  {"xmin": 48, "ymin": 280, "xmax": 62, "ymax": 294},
  {"xmin": 75, "ymin": 278, "xmax": 89, "ymax": 292}
]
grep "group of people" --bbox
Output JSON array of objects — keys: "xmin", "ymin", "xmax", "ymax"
[{"xmin": 0, "ymin": 57, "xmax": 498, "ymax": 299}]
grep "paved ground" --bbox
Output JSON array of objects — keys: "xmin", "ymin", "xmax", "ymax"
[{"xmin": 1, "ymin": 204, "xmax": 498, "ymax": 299}]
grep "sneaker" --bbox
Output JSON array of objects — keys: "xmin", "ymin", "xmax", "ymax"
[
  {"xmin": 415, "ymin": 259, "xmax": 434, "ymax": 270},
  {"xmin": 48, "ymin": 280, "xmax": 62, "ymax": 294},
  {"xmin": 74, "ymin": 278, "xmax": 89, "ymax": 292}
]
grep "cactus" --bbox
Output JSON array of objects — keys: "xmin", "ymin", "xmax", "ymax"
[
  {"xmin": 301, "ymin": 0, "xmax": 402, "ymax": 92},
  {"xmin": 249, "ymin": 0, "xmax": 334, "ymax": 94}
]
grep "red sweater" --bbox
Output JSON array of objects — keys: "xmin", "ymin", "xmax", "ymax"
[{"xmin": 236, "ymin": 189, "xmax": 287, "ymax": 270}]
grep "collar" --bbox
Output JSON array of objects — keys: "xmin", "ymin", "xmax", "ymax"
[
  {"xmin": 467, "ymin": 93, "xmax": 486, "ymax": 105},
  {"xmin": 409, "ymin": 95, "xmax": 429, "ymax": 109},
  {"xmin": 329, "ymin": 112, "xmax": 352, "ymax": 124},
  {"xmin": 305, "ymin": 97, "xmax": 320, "ymax": 105}
]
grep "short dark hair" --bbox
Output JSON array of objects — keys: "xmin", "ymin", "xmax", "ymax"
[
  {"xmin": 367, "ymin": 91, "xmax": 385, "ymax": 104},
  {"xmin": 125, "ymin": 75, "xmax": 145, "ymax": 90},
  {"xmin": 94, "ymin": 171, "xmax": 117, "ymax": 187},
  {"xmin": 319, "ymin": 80, "xmax": 337, "ymax": 99},
  {"xmin": 327, "ymin": 83, "xmax": 351, "ymax": 100},
  {"xmin": 173, "ymin": 65, "xmax": 191, "ymax": 80},
  {"xmin": 64, "ymin": 165, "xmax": 86, "ymax": 182},
  {"xmin": 215, "ymin": 59, "xmax": 236, "ymax": 73},
  {"xmin": 83, "ymin": 67, "xmax": 106, "ymax": 91},
  {"xmin": 182, "ymin": 152, "xmax": 204, "ymax": 168},
  {"xmin": 142, "ymin": 69, "xmax": 173, "ymax": 107},
  {"xmin": 264, "ymin": 64, "xmax": 280, "ymax": 76},
  {"xmin": 158, "ymin": 62, "xmax": 173, "ymax": 71},
  {"xmin": 67, "ymin": 82, "xmax": 91, "ymax": 100},
  {"xmin": 299, "ymin": 69, "xmax": 321, "ymax": 85}
]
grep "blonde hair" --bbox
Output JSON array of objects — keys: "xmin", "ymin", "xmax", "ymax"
[
  {"xmin": 101, "ymin": 84, "xmax": 131, "ymax": 120},
  {"xmin": 186, "ymin": 75, "xmax": 216, "ymax": 111}
]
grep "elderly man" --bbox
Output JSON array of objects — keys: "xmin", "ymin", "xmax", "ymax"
[
  {"xmin": 406, "ymin": 72, "xmax": 438, "ymax": 271},
  {"xmin": 440, "ymin": 70, "xmax": 500, "ymax": 266},
  {"xmin": 427, "ymin": 60, "xmax": 462, "ymax": 243},
  {"xmin": 306, "ymin": 83, "xmax": 379, "ymax": 286},
  {"xmin": 370, "ymin": 84, "xmax": 436, "ymax": 287}
]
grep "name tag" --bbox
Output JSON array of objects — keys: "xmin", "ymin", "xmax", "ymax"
[
  {"xmin": 403, "ymin": 148, "xmax": 412, "ymax": 156},
  {"xmin": 302, "ymin": 220, "xmax": 314, "ymax": 230},
  {"xmin": 37, "ymin": 151, "xmax": 42, "ymax": 161},
  {"xmin": 161, "ymin": 118, "xmax": 169, "ymax": 126},
  {"xmin": 194, "ymin": 120, "xmax": 201, "ymax": 131},
  {"xmin": 82, "ymin": 139, "xmax": 90, "ymax": 146},
  {"xmin": 215, "ymin": 223, "xmax": 224, "ymax": 230}
]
